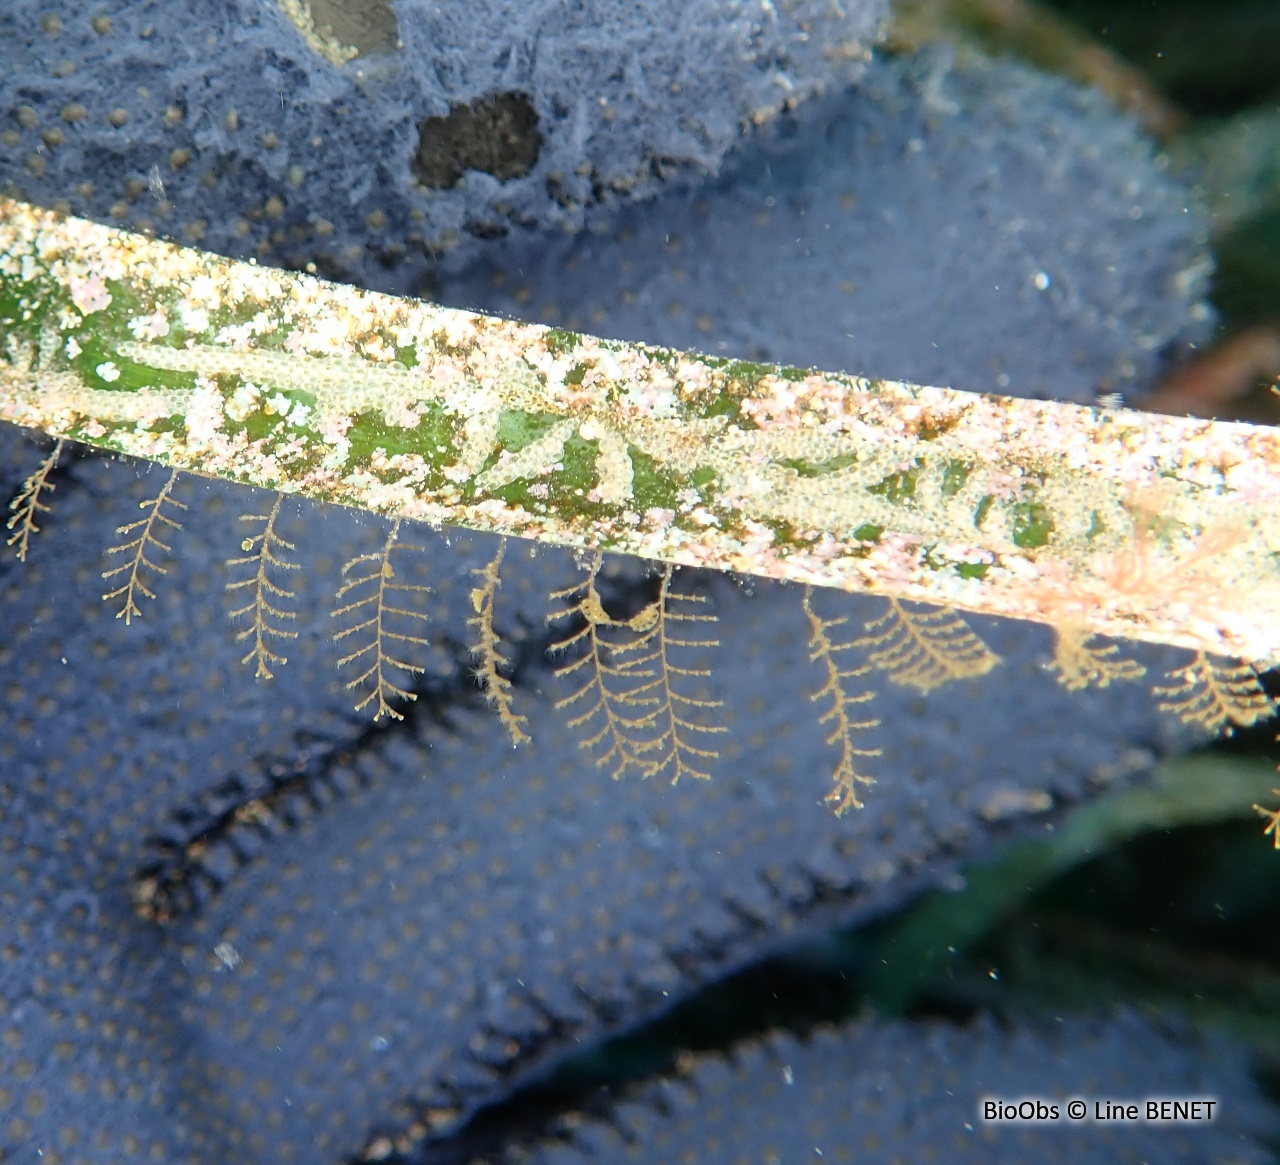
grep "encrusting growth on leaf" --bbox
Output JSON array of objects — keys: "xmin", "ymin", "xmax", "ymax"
[
  {"xmin": 549, "ymin": 554, "xmax": 725, "ymax": 783},
  {"xmin": 332, "ymin": 517, "xmax": 433, "ymax": 721},
  {"xmin": 856, "ymin": 598, "xmax": 1000, "ymax": 693},
  {"xmin": 1154, "ymin": 651, "xmax": 1276, "ymax": 735},
  {"xmin": 101, "ymin": 467, "xmax": 186, "ymax": 624},
  {"xmin": 1048, "ymin": 622, "xmax": 1147, "ymax": 692},
  {"xmin": 1099, "ymin": 488, "xmax": 1250, "ymax": 612},
  {"xmin": 468, "ymin": 538, "xmax": 530, "ymax": 746},
  {"xmin": 5, "ymin": 199, "xmax": 1280, "ymax": 666},
  {"xmin": 802, "ymin": 586, "xmax": 881, "ymax": 815},
  {"xmin": 5, "ymin": 436, "xmax": 63, "ymax": 561},
  {"xmin": 1253, "ymin": 790, "xmax": 1280, "ymax": 850},
  {"xmin": 225, "ymin": 493, "xmax": 300, "ymax": 680}
]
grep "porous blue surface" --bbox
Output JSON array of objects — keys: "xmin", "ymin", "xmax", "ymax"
[
  {"xmin": 0, "ymin": 16, "xmax": 1211, "ymax": 402},
  {"xmin": 429, "ymin": 52, "xmax": 1215, "ymax": 402},
  {"xmin": 502, "ymin": 1012, "xmax": 1277, "ymax": 1165},
  {"xmin": 0, "ymin": 421, "xmax": 1199, "ymax": 1163},
  {"xmin": 0, "ymin": 16, "xmax": 1229, "ymax": 1165},
  {"xmin": 0, "ymin": 0, "xmax": 883, "ymax": 272}
]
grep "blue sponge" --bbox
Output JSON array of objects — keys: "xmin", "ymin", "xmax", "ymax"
[
  {"xmin": 0, "ymin": 0, "xmax": 884, "ymax": 272},
  {"xmin": 499, "ymin": 1012, "xmax": 1277, "ymax": 1165},
  {"xmin": 429, "ymin": 51, "xmax": 1214, "ymax": 403}
]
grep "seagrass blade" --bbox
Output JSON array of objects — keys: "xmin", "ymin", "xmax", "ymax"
[{"xmin": 3, "ymin": 197, "xmax": 1280, "ymax": 663}]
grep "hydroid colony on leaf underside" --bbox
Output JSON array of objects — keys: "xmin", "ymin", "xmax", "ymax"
[
  {"xmin": 802, "ymin": 585, "xmax": 881, "ymax": 815},
  {"xmin": 548, "ymin": 552, "xmax": 726, "ymax": 784},
  {"xmin": 854, "ymin": 598, "xmax": 1001, "ymax": 694},
  {"xmin": 468, "ymin": 537, "xmax": 531, "ymax": 747},
  {"xmin": 3, "ymin": 200, "xmax": 1280, "ymax": 828},
  {"xmin": 225, "ymin": 492, "xmax": 300, "ymax": 680},
  {"xmin": 100, "ymin": 466, "xmax": 186, "ymax": 625},
  {"xmin": 5, "ymin": 437, "xmax": 1280, "ymax": 826},
  {"xmin": 4, "ymin": 434, "xmax": 61, "ymax": 561},
  {"xmin": 331, "ymin": 517, "xmax": 434, "ymax": 721},
  {"xmin": 1154, "ymin": 652, "xmax": 1275, "ymax": 736},
  {"xmin": 1047, "ymin": 622, "xmax": 1149, "ymax": 692}
]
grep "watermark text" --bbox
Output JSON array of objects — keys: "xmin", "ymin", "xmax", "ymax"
[{"xmin": 980, "ymin": 1097, "xmax": 1217, "ymax": 1124}]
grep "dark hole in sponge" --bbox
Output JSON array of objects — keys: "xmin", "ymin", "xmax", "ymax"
[{"xmin": 414, "ymin": 93, "xmax": 542, "ymax": 190}]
